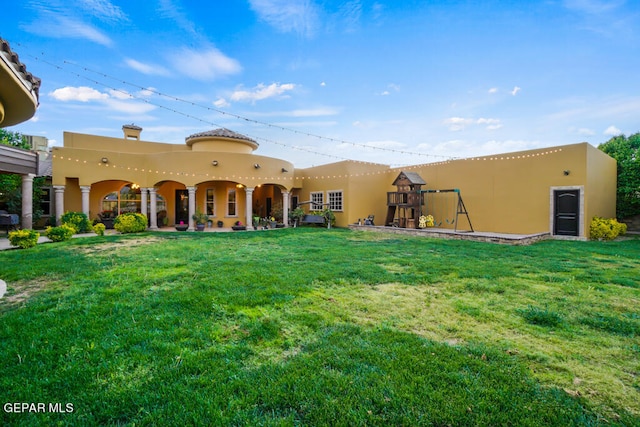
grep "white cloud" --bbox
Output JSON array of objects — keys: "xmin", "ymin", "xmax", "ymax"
[
  {"xmin": 171, "ymin": 47, "xmax": 242, "ymax": 81},
  {"xmin": 378, "ymin": 83, "xmax": 400, "ymax": 95},
  {"xmin": 214, "ymin": 98, "xmax": 230, "ymax": 108},
  {"xmin": 78, "ymin": 0, "xmax": 127, "ymax": 22},
  {"xmin": 49, "ymin": 86, "xmax": 109, "ymax": 102},
  {"xmin": 103, "ymin": 99, "xmax": 155, "ymax": 115},
  {"xmin": 249, "ymin": 0, "xmax": 321, "ymax": 37},
  {"xmin": 488, "ymin": 87, "xmax": 498, "ymax": 94},
  {"xmin": 339, "ymin": 1, "xmax": 363, "ymax": 33},
  {"xmin": 125, "ymin": 58, "xmax": 171, "ymax": 76},
  {"xmin": 48, "ymin": 86, "xmax": 155, "ymax": 114},
  {"xmin": 444, "ymin": 117, "xmax": 502, "ymax": 131},
  {"xmin": 604, "ymin": 125, "xmax": 621, "ymax": 135},
  {"xmin": 137, "ymin": 88, "xmax": 155, "ymax": 98},
  {"xmin": 511, "ymin": 86, "xmax": 521, "ymax": 96},
  {"xmin": 157, "ymin": 0, "xmax": 198, "ymax": 37},
  {"xmin": 230, "ymin": 83, "xmax": 296, "ymax": 103},
  {"xmin": 107, "ymin": 89, "xmax": 133, "ymax": 100},
  {"xmin": 444, "ymin": 117, "xmax": 474, "ymax": 131},
  {"xmin": 320, "ymin": 81, "xmax": 326, "ymax": 86},
  {"xmin": 477, "ymin": 118, "xmax": 503, "ymax": 130},
  {"xmin": 575, "ymin": 127, "xmax": 596, "ymax": 136},
  {"xmin": 22, "ymin": 1, "xmax": 120, "ymax": 46}
]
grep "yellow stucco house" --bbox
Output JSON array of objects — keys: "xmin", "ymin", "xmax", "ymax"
[{"xmin": 51, "ymin": 125, "xmax": 616, "ymax": 239}]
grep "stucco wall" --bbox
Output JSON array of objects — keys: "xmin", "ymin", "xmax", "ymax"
[{"xmin": 53, "ymin": 130, "xmax": 616, "ymax": 237}]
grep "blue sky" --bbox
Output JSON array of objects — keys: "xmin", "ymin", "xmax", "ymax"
[{"xmin": 3, "ymin": 0, "xmax": 639, "ymax": 167}]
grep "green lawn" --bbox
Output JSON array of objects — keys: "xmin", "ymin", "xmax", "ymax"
[{"xmin": 0, "ymin": 228, "xmax": 638, "ymax": 426}]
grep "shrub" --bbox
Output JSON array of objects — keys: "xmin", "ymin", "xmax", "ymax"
[
  {"xmin": 114, "ymin": 212, "xmax": 147, "ymax": 233},
  {"xmin": 93, "ymin": 222, "xmax": 106, "ymax": 236},
  {"xmin": 44, "ymin": 224, "xmax": 75, "ymax": 242},
  {"xmin": 589, "ymin": 217, "xmax": 627, "ymax": 241},
  {"xmin": 8, "ymin": 229, "xmax": 40, "ymax": 249},
  {"xmin": 61, "ymin": 211, "xmax": 93, "ymax": 234}
]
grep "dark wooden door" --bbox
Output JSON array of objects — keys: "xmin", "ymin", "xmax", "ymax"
[
  {"xmin": 554, "ymin": 190, "xmax": 579, "ymax": 236},
  {"xmin": 175, "ymin": 190, "xmax": 189, "ymax": 224}
]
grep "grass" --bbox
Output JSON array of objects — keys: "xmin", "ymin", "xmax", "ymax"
[{"xmin": 0, "ymin": 228, "xmax": 638, "ymax": 426}]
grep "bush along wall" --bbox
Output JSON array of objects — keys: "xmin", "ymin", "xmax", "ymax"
[
  {"xmin": 8, "ymin": 229, "xmax": 40, "ymax": 249},
  {"xmin": 114, "ymin": 212, "xmax": 148, "ymax": 233},
  {"xmin": 589, "ymin": 217, "xmax": 627, "ymax": 241}
]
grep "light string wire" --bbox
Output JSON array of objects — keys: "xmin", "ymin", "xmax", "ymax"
[
  {"xmin": 51, "ymin": 148, "xmax": 564, "ymax": 183},
  {"xmin": 61, "ymin": 61, "xmax": 456, "ymax": 162},
  {"xmin": 17, "ymin": 44, "xmax": 452, "ymax": 165},
  {"xmin": 18, "ymin": 44, "xmax": 565, "ymax": 177},
  {"xmin": 24, "ymin": 53, "xmax": 356, "ymax": 163}
]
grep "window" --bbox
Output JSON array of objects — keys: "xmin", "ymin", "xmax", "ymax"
[
  {"xmin": 101, "ymin": 185, "xmax": 145, "ymax": 214},
  {"xmin": 328, "ymin": 190, "xmax": 343, "ymax": 211},
  {"xmin": 39, "ymin": 187, "xmax": 52, "ymax": 216},
  {"xmin": 310, "ymin": 192, "xmax": 324, "ymax": 210},
  {"xmin": 206, "ymin": 188, "xmax": 215, "ymax": 216},
  {"xmin": 227, "ymin": 189, "xmax": 237, "ymax": 216}
]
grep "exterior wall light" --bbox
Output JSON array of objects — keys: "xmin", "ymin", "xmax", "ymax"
[
  {"xmin": 101, "ymin": 157, "xmax": 109, "ymax": 163},
  {"xmin": 254, "ymin": 163, "xmax": 261, "ymax": 169},
  {"xmin": 281, "ymin": 168, "xmax": 288, "ymax": 173},
  {"xmin": 563, "ymin": 170, "xmax": 570, "ymax": 176},
  {"xmin": 212, "ymin": 160, "xmax": 219, "ymax": 166}
]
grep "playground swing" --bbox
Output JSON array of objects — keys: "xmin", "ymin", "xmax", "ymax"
[
  {"xmin": 445, "ymin": 191, "xmax": 456, "ymax": 225},
  {"xmin": 421, "ymin": 189, "xmax": 474, "ymax": 233},
  {"xmin": 426, "ymin": 190, "xmax": 456, "ymax": 226},
  {"xmin": 426, "ymin": 192, "xmax": 443, "ymax": 226}
]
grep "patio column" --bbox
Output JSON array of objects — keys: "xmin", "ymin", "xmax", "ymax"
[
  {"xmin": 80, "ymin": 185, "xmax": 91, "ymax": 218},
  {"xmin": 187, "ymin": 186, "xmax": 196, "ymax": 231},
  {"xmin": 21, "ymin": 173, "xmax": 35, "ymax": 230},
  {"xmin": 148, "ymin": 188, "xmax": 158, "ymax": 229},
  {"xmin": 245, "ymin": 187, "xmax": 254, "ymax": 229},
  {"xmin": 54, "ymin": 185, "xmax": 65, "ymax": 226},
  {"xmin": 140, "ymin": 188, "xmax": 148, "ymax": 221},
  {"xmin": 282, "ymin": 191, "xmax": 290, "ymax": 227}
]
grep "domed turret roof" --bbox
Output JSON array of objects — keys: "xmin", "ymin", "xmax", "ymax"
[{"xmin": 186, "ymin": 128, "xmax": 257, "ymax": 145}]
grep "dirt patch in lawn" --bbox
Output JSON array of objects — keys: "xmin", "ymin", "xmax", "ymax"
[
  {"xmin": 75, "ymin": 236, "xmax": 165, "ymax": 255},
  {"xmin": 0, "ymin": 278, "xmax": 51, "ymax": 309}
]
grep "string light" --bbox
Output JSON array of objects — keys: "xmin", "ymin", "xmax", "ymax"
[
  {"xmin": 19, "ymin": 46, "xmax": 455, "ymax": 164},
  {"xmin": 51, "ymin": 148, "xmax": 564, "ymax": 183}
]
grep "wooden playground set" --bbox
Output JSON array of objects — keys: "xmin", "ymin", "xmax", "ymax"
[{"xmin": 385, "ymin": 171, "xmax": 474, "ymax": 233}]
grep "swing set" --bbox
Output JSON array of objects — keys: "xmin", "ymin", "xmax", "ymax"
[{"xmin": 421, "ymin": 189, "xmax": 474, "ymax": 233}]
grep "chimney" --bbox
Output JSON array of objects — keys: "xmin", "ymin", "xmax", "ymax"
[{"xmin": 122, "ymin": 124, "xmax": 142, "ymax": 140}]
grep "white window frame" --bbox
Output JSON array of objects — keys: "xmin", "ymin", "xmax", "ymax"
[
  {"xmin": 327, "ymin": 190, "xmax": 344, "ymax": 212},
  {"xmin": 206, "ymin": 187, "xmax": 216, "ymax": 217},
  {"xmin": 227, "ymin": 188, "xmax": 237, "ymax": 217},
  {"xmin": 310, "ymin": 191, "xmax": 324, "ymax": 210}
]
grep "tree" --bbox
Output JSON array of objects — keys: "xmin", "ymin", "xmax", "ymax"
[
  {"xmin": 0, "ymin": 129, "xmax": 30, "ymax": 149},
  {"xmin": 598, "ymin": 133, "xmax": 640, "ymax": 219},
  {"xmin": 0, "ymin": 130, "xmax": 46, "ymax": 222}
]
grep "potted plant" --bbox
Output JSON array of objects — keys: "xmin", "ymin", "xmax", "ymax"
[
  {"xmin": 290, "ymin": 207, "xmax": 305, "ymax": 227},
  {"xmin": 217, "ymin": 220, "xmax": 224, "ymax": 228},
  {"xmin": 267, "ymin": 216, "xmax": 277, "ymax": 229},
  {"xmin": 192, "ymin": 210, "xmax": 208, "ymax": 231},
  {"xmin": 232, "ymin": 220, "xmax": 246, "ymax": 231},
  {"xmin": 175, "ymin": 220, "xmax": 188, "ymax": 231}
]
